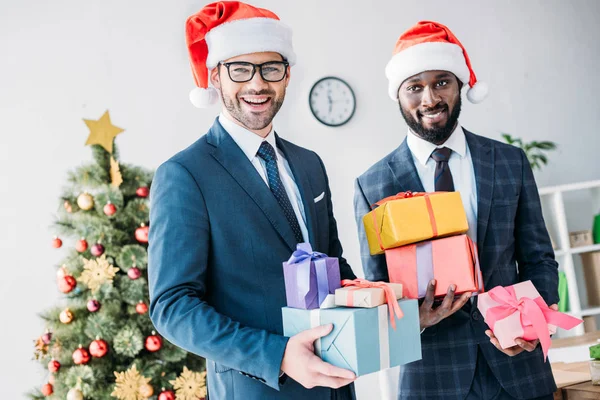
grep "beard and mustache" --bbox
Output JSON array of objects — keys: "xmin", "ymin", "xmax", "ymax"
[
  {"xmin": 220, "ymin": 88, "xmax": 285, "ymax": 131},
  {"xmin": 399, "ymin": 95, "xmax": 462, "ymax": 145}
]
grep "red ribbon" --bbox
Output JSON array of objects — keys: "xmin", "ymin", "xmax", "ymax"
[
  {"xmin": 485, "ymin": 286, "xmax": 582, "ymax": 361},
  {"xmin": 341, "ymin": 279, "xmax": 404, "ymax": 329},
  {"xmin": 370, "ymin": 191, "xmax": 438, "ymax": 251}
]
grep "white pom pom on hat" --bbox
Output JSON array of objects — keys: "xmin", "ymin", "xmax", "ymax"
[
  {"xmin": 385, "ymin": 20, "xmax": 488, "ymax": 104},
  {"xmin": 185, "ymin": 2, "xmax": 296, "ymax": 109},
  {"xmin": 189, "ymin": 87, "xmax": 219, "ymax": 108}
]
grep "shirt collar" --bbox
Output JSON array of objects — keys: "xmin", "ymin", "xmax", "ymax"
[
  {"xmin": 406, "ymin": 123, "xmax": 466, "ymax": 166},
  {"xmin": 218, "ymin": 113, "xmax": 276, "ymax": 162}
]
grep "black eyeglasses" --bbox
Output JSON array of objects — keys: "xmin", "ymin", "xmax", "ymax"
[{"xmin": 220, "ymin": 61, "xmax": 289, "ymax": 83}]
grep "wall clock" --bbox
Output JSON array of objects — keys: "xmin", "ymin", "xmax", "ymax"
[{"xmin": 309, "ymin": 76, "xmax": 356, "ymax": 127}]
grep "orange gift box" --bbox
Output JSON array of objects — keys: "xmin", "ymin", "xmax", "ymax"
[
  {"xmin": 385, "ymin": 234, "xmax": 484, "ymax": 298},
  {"xmin": 362, "ymin": 191, "xmax": 468, "ymax": 255}
]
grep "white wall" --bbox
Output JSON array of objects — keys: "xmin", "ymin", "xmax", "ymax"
[{"xmin": 1, "ymin": 1, "xmax": 599, "ymax": 398}]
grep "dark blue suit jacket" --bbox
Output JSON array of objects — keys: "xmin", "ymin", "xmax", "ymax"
[
  {"xmin": 354, "ymin": 130, "xmax": 559, "ymax": 400},
  {"xmin": 148, "ymin": 119, "xmax": 356, "ymax": 400}
]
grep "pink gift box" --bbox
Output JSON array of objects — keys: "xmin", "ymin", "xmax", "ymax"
[{"xmin": 477, "ymin": 280, "xmax": 582, "ymax": 359}]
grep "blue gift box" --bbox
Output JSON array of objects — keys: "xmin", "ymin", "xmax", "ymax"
[{"xmin": 282, "ymin": 299, "xmax": 421, "ymax": 376}]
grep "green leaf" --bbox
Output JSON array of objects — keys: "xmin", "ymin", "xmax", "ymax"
[
  {"xmin": 64, "ymin": 366, "xmax": 96, "ymax": 397},
  {"xmin": 117, "ymin": 245, "xmax": 148, "ymax": 270},
  {"xmin": 113, "ymin": 324, "xmax": 144, "ymax": 357}
]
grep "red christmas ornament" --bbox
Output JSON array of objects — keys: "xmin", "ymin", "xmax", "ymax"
[
  {"xmin": 89, "ymin": 338, "xmax": 109, "ymax": 358},
  {"xmin": 41, "ymin": 332, "xmax": 52, "ymax": 344},
  {"xmin": 75, "ymin": 238, "xmax": 88, "ymax": 253},
  {"xmin": 145, "ymin": 332, "xmax": 162, "ymax": 352},
  {"xmin": 135, "ymin": 223, "xmax": 149, "ymax": 243},
  {"xmin": 87, "ymin": 299, "xmax": 101, "ymax": 312},
  {"xmin": 52, "ymin": 237, "xmax": 62, "ymax": 248},
  {"xmin": 91, "ymin": 243, "xmax": 105, "ymax": 257},
  {"xmin": 103, "ymin": 201, "xmax": 117, "ymax": 216},
  {"xmin": 136, "ymin": 301, "xmax": 149, "ymax": 315},
  {"xmin": 136, "ymin": 186, "xmax": 150, "ymax": 198},
  {"xmin": 72, "ymin": 346, "xmax": 91, "ymax": 365},
  {"xmin": 47, "ymin": 359, "xmax": 61, "ymax": 373},
  {"xmin": 41, "ymin": 383, "xmax": 53, "ymax": 396},
  {"xmin": 58, "ymin": 275, "xmax": 77, "ymax": 293},
  {"xmin": 128, "ymin": 266, "xmax": 142, "ymax": 280},
  {"xmin": 158, "ymin": 389, "xmax": 176, "ymax": 400}
]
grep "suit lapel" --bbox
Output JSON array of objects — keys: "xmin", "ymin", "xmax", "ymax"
[
  {"xmin": 276, "ymin": 135, "xmax": 319, "ymax": 249},
  {"xmin": 465, "ymin": 130, "xmax": 495, "ymax": 272},
  {"xmin": 207, "ymin": 120, "xmax": 297, "ymax": 252},
  {"xmin": 387, "ymin": 139, "xmax": 426, "ymax": 194}
]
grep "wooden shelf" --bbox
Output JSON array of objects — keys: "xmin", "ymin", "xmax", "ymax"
[
  {"xmin": 572, "ymin": 307, "xmax": 600, "ymax": 317},
  {"xmin": 539, "ymin": 179, "xmax": 600, "ymax": 196},
  {"xmin": 539, "ymin": 179, "xmax": 600, "ymax": 337},
  {"xmin": 554, "ymin": 244, "xmax": 600, "ymax": 257},
  {"xmin": 571, "ymin": 244, "xmax": 600, "ymax": 255}
]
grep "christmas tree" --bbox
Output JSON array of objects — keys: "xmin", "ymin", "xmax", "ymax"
[{"xmin": 30, "ymin": 111, "xmax": 206, "ymax": 400}]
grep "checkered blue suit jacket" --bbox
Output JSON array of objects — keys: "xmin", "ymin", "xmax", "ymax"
[{"xmin": 354, "ymin": 130, "xmax": 559, "ymax": 400}]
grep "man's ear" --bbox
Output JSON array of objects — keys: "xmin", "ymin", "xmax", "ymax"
[
  {"xmin": 210, "ymin": 66, "xmax": 221, "ymax": 90},
  {"xmin": 284, "ymin": 65, "xmax": 291, "ymax": 88}
]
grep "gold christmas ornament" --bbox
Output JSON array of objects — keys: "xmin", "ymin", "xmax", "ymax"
[
  {"xmin": 77, "ymin": 192, "xmax": 94, "ymax": 211},
  {"xmin": 169, "ymin": 367, "xmax": 207, "ymax": 400},
  {"xmin": 83, "ymin": 110, "xmax": 124, "ymax": 154},
  {"xmin": 110, "ymin": 156, "xmax": 123, "ymax": 188},
  {"xmin": 66, "ymin": 388, "xmax": 84, "ymax": 400},
  {"xmin": 64, "ymin": 200, "xmax": 73, "ymax": 213},
  {"xmin": 78, "ymin": 255, "xmax": 120, "ymax": 293},
  {"xmin": 139, "ymin": 383, "xmax": 154, "ymax": 398},
  {"xmin": 60, "ymin": 308, "xmax": 74, "ymax": 324},
  {"xmin": 111, "ymin": 364, "xmax": 152, "ymax": 400}
]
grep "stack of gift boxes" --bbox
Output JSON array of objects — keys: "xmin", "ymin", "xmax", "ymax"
[
  {"xmin": 281, "ymin": 191, "xmax": 582, "ymax": 377},
  {"xmin": 281, "ymin": 243, "xmax": 422, "ymax": 377},
  {"xmin": 362, "ymin": 191, "xmax": 581, "ymax": 355},
  {"xmin": 363, "ymin": 191, "xmax": 484, "ymax": 298}
]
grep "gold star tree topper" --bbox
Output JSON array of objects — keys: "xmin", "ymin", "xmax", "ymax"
[
  {"xmin": 78, "ymin": 254, "xmax": 120, "ymax": 293},
  {"xmin": 84, "ymin": 110, "xmax": 124, "ymax": 154},
  {"xmin": 169, "ymin": 367, "xmax": 207, "ymax": 400},
  {"xmin": 111, "ymin": 364, "xmax": 152, "ymax": 400}
]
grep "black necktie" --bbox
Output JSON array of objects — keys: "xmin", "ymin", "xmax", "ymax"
[
  {"xmin": 256, "ymin": 141, "xmax": 304, "ymax": 244},
  {"xmin": 430, "ymin": 147, "xmax": 455, "ymax": 192}
]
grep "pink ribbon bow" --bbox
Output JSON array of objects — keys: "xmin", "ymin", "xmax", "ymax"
[
  {"xmin": 486, "ymin": 286, "xmax": 582, "ymax": 360},
  {"xmin": 341, "ymin": 279, "xmax": 404, "ymax": 329}
]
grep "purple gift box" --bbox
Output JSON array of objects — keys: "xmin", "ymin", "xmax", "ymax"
[{"xmin": 283, "ymin": 243, "xmax": 341, "ymax": 309}]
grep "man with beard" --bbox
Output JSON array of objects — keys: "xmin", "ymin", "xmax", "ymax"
[
  {"xmin": 354, "ymin": 21, "xmax": 558, "ymax": 400},
  {"xmin": 148, "ymin": 2, "xmax": 356, "ymax": 399}
]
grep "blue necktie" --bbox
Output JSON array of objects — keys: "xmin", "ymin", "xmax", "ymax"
[{"xmin": 256, "ymin": 141, "xmax": 304, "ymax": 244}]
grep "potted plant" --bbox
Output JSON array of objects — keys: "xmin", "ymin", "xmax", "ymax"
[{"xmin": 501, "ymin": 133, "xmax": 557, "ymax": 171}]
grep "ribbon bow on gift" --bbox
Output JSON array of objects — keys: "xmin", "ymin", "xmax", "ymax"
[
  {"xmin": 373, "ymin": 191, "xmax": 421, "ymax": 207},
  {"xmin": 341, "ymin": 279, "xmax": 404, "ymax": 329},
  {"xmin": 370, "ymin": 191, "xmax": 440, "ymax": 252},
  {"xmin": 486, "ymin": 286, "xmax": 582, "ymax": 360},
  {"xmin": 287, "ymin": 243, "xmax": 331, "ymax": 308}
]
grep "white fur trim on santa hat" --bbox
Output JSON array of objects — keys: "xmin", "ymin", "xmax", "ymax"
[
  {"xmin": 189, "ymin": 87, "xmax": 219, "ymax": 108},
  {"xmin": 205, "ymin": 17, "xmax": 296, "ymax": 68},
  {"xmin": 385, "ymin": 41, "xmax": 470, "ymax": 101}
]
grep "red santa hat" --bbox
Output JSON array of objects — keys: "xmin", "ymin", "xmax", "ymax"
[
  {"xmin": 385, "ymin": 21, "xmax": 488, "ymax": 104},
  {"xmin": 186, "ymin": 1, "xmax": 296, "ymax": 108}
]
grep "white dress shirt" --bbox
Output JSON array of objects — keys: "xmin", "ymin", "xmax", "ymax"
[
  {"xmin": 406, "ymin": 124, "xmax": 478, "ymax": 243},
  {"xmin": 219, "ymin": 114, "xmax": 309, "ymax": 242}
]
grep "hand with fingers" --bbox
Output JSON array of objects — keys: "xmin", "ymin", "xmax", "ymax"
[
  {"xmin": 485, "ymin": 304, "xmax": 559, "ymax": 356},
  {"xmin": 420, "ymin": 279, "xmax": 472, "ymax": 330},
  {"xmin": 281, "ymin": 323, "xmax": 357, "ymax": 389}
]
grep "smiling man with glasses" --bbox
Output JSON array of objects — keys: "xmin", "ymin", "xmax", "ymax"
[{"xmin": 148, "ymin": 2, "xmax": 357, "ymax": 400}]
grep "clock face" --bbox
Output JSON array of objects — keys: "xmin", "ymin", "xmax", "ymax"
[{"xmin": 309, "ymin": 77, "xmax": 356, "ymax": 127}]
